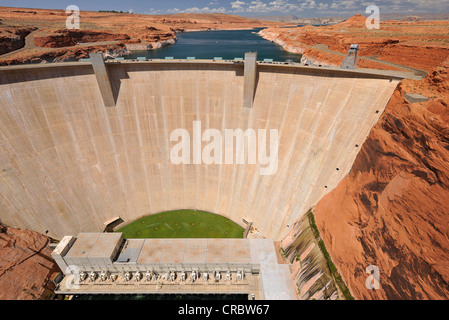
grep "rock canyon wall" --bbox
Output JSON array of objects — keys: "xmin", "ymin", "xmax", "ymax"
[{"xmin": 281, "ymin": 59, "xmax": 449, "ymax": 299}]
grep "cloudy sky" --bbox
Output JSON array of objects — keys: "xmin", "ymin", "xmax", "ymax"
[{"xmin": 3, "ymin": 0, "xmax": 449, "ymax": 17}]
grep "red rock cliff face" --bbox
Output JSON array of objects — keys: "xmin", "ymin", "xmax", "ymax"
[
  {"xmin": 33, "ymin": 29, "xmax": 131, "ymax": 48},
  {"xmin": 0, "ymin": 27, "xmax": 34, "ymax": 55},
  {"xmin": 0, "ymin": 43, "xmax": 129, "ymax": 66},
  {"xmin": 314, "ymin": 59, "xmax": 449, "ymax": 299},
  {"xmin": 0, "ymin": 224, "xmax": 59, "ymax": 300}
]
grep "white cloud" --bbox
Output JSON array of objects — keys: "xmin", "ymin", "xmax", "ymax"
[
  {"xmin": 300, "ymin": 0, "xmax": 316, "ymax": 9},
  {"xmin": 168, "ymin": 6, "xmax": 227, "ymax": 14},
  {"xmin": 231, "ymin": 0, "xmax": 247, "ymax": 12},
  {"xmin": 317, "ymin": 3, "xmax": 329, "ymax": 10},
  {"xmin": 145, "ymin": 8, "xmax": 163, "ymax": 15},
  {"xmin": 330, "ymin": 2, "xmax": 340, "ymax": 9},
  {"xmin": 147, "ymin": 0, "xmax": 449, "ymax": 16},
  {"xmin": 229, "ymin": 0, "xmax": 304, "ymax": 14},
  {"xmin": 246, "ymin": 0, "xmax": 268, "ymax": 13},
  {"xmin": 231, "ymin": 0, "xmax": 247, "ymax": 6},
  {"xmin": 166, "ymin": 8, "xmax": 180, "ymax": 14}
]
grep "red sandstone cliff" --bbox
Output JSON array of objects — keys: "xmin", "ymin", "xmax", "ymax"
[
  {"xmin": 0, "ymin": 224, "xmax": 60, "ymax": 300},
  {"xmin": 33, "ymin": 29, "xmax": 131, "ymax": 48},
  {"xmin": 259, "ymin": 15, "xmax": 449, "ymax": 73},
  {"xmin": 0, "ymin": 43, "xmax": 129, "ymax": 66},
  {"xmin": 313, "ymin": 58, "xmax": 449, "ymax": 299},
  {"xmin": 0, "ymin": 27, "xmax": 36, "ymax": 55}
]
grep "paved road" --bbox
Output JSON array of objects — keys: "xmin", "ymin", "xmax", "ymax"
[{"xmin": 311, "ymin": 44, "xmax": 427, "ymax": 77}]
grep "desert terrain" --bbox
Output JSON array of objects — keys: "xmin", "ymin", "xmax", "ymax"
[
  {"xmin": 0, "ymin": 7, "xmax": 286, "ymax": 65},
  {"xmin": 0, "ymin": 224, "xmax": 59, "ymax": 300},
  {"xmin": 259, "ymin": 14, "xmax": 449, "ymax": 74}
]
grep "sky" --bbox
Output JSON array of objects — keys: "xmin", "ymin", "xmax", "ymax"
[{"xmin": 2, "ymin": 0, "xmax": 448, "ymax": 17}]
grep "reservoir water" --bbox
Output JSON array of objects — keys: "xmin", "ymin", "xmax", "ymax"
[{"xmin": 125, "ymin": 29, "xmax": 302, "ymax": 62}]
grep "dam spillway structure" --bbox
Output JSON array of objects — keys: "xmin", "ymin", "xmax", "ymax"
[
  {"xmin": 51, "ymin": 233, "xmax": 297, "ymax": 299},
  {"xmin": 0, "ymin": 55, "xmax": 416, "ymax": 243}
]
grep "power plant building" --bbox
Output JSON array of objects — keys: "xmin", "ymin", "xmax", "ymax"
[{"xmin": 52, "ymin": 233, "xmax": 297, "ymax": 300}]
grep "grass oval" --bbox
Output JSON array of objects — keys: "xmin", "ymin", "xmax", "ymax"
[{"xmin": 117, "ymin": 210, "xmax": 244, "ymax": 239}]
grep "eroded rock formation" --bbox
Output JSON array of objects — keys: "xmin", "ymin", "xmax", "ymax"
[
  {"xmin": 0, "ymin": 27, "xmax": 35, "ymax": 55},
  {"xmin": 33, "ymin": 29, "xmax": 131, "ymax": 48},
  {"xmin": 0, "ymin": 224, "xmax": 59, "ymax": 300},
  {"xmin": 259, "ymin": 15, "xmax": 449, "ymax": 73},
  {"xmin": 0, "ymin": 43, "xmax": 129, "ymax": 65}
]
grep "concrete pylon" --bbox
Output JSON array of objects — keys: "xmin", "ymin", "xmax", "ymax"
[
  {"xmin": 89, "ymin": 53, "xmax": 116, "ymax": 107},
  {"xmin": 243, "ymin": 52, "xmax": 257, "ymax": 108}
]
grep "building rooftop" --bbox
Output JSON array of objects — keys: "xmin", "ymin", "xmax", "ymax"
[
  {"xmin": 64, "ymin": 233, "xmax": 101, "ymax": 259},
  {"xmin": 116, "ymin": 239, "xmax": 144, "ymax": 263},
  {"xmin": 88, "ymin": 233, "xmax": 123, "ymax": 260},
  {"xmin": 137, "ymin": 239, "xmax": 165, "ymax": 265}
]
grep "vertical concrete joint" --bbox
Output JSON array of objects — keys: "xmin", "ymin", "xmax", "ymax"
[
  {"xmin": 90, "ymin": 53, "xmax": 116, "ymax": 107},
  {"xmin": 243, "ymin": 52, "xmax": 257, "ymax": 108}
]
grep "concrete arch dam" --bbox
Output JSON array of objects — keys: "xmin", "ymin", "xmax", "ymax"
[{"xmin": 0, "ymin": 59, "xmax": 406, "ymax": 240}]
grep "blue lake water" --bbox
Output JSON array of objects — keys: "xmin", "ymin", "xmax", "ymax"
[{"xmin": 125, "ymin": 28, "xmax": 302, "ymax": 62}]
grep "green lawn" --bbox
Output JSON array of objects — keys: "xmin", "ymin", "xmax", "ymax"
[{"xmin": 117, "ymin": 210, "xmax": 244, "ymax": 239}]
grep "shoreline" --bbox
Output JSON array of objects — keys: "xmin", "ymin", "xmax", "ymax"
[
  {"xmin": 0, "ymin": 26, "xmax": 285, "ymax": 64},
  {"xmin": 124, "ymin": 28, "xmax": 305, "ymax": 63},
  {"xmin": 0, "ymin": 6, "xmax": 291, "ymax": 65},
  {"xmin": 258, "ymin": 28, "xmax": 328, "ymax": 66},
  {"xmin": 125, "ymin": 27, "xmax": 262, "ymax": 53}
]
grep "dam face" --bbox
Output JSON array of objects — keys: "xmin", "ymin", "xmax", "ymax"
[{"xmin": 0, "ymin": 61, "xmax": 400, "ymax": 240}]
